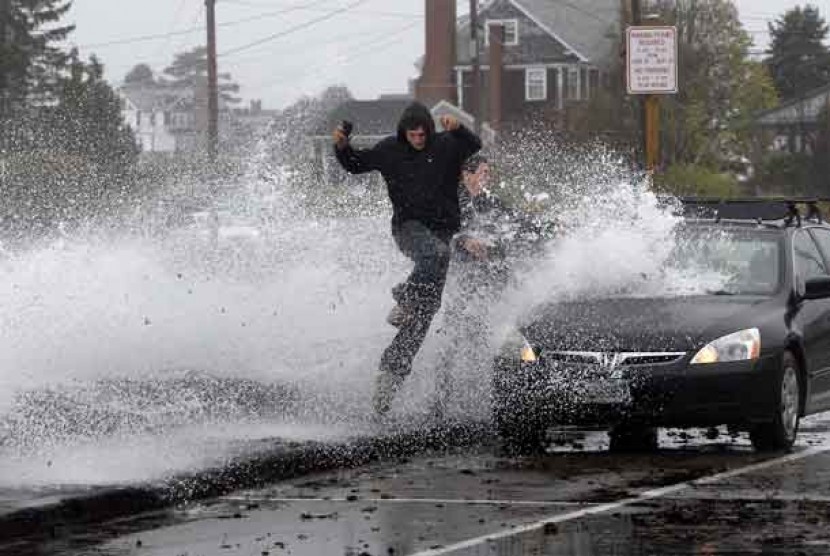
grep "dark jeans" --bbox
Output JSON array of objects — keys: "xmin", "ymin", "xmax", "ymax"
[{"xmin": 379, "ymin": 220, "xmax": 452, "ymax": 378}]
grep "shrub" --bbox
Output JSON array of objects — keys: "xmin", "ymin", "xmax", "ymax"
[{"xmin": 653, "ymin": 164, "xmax": 740, "ymax": 198}]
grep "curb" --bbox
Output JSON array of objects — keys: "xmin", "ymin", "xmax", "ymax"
[{"xmin": 0, "ymin": 420, "xmax": 491, "ymax": 543}]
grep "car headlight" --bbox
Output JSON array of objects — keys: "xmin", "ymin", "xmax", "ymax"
[
  {"xmin": 499, "ymin": 328, "xmax": 538, "ymax": 363},
  {"xmin": 690, "ymin": 328, "xmax": 761, "ymax": 365}
]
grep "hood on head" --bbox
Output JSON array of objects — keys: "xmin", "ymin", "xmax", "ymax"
[{"xmin": 397, "ymin": 101, "xmax": 436, "ymax": 143}]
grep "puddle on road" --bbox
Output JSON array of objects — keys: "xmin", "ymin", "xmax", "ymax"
[
  {"xmin": 99, "ymin": 499, "xmax": 569, "ymax": 556},
  {"xmin": 478, "ymin": 495, "xmax": 830, "ymax": 556}
]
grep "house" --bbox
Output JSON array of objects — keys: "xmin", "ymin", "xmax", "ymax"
[
  {"xmin": 416, "ymin": 0, "xmax": 621, "ymax": 132},
  {"xmin": 303, "ymin": 0, "xmax": 621, "ymax": 182},
  {"xmin": 755, "ymin": 83, "xmax": 830, "ymax": 154},
  {"xmin": 120, "ymin": 84, "xmax": 276, "ymax": 158},
  {"xmin": 118, "ymin": 85, "xmax": 198, "ymax": 155}
]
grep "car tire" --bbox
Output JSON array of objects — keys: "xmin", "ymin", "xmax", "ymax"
[
  {"xmin": 608, "ymin": 423, "xmax": 659, "ymax": 453},
  {"xmin": 750, "ymin": 351, "xmax": 801, "ymax": 452}
]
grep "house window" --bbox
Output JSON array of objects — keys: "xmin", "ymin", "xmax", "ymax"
[
  {"xmin": 566, "ymin": 67, "xmax": 580, "ymax": 100},
  {"xmin": 485, "ymin": 19, "xmax": 518, "ymax": 46},
  {"xmin": 589, "ymin": 68, "xmax": 600, "ymax": 100},
  {"xmin": 525, "ymin": 68, "xmax": 547, "ymax": 101}
]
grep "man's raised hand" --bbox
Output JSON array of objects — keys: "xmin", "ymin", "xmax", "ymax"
[
  {"xmin": 333, "ymin": 127, "xmax": 349, "ymax": 150},
  {"xmin": 440, "ymin": 115, "xmax": 460, "ymax": 132}
]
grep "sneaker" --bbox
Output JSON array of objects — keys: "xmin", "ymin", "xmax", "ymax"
[
  {"xmin": 386, "ymin": 304, "xmax": 413, "ymax": 328},
  {"xmin": 373, "ymin": 371, "xmax": 405, "ymax": 415}
]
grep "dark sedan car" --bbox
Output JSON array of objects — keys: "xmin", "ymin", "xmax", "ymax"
[{"xmin": 493, "ymin": 199, "xmax": 830, "ymax": 453}]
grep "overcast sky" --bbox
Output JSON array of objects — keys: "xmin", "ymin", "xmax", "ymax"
[{"xmin": 66, "ymin": 0, "xmax": 830, "ymax": 110}]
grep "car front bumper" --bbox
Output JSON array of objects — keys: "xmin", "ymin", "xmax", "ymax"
[{"xmin": 492, "ymin": 352, "xmax": 783, "ymax": 428}]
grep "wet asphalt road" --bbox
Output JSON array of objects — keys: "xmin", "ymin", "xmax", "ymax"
[{"xmin": 23, "ymin": 415, "xmax": 830, "ymax": 556}]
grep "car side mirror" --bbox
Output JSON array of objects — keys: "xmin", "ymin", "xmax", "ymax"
[{"xmin": 804, "ymin": 277, "xmax": 830, "ymax": 300}]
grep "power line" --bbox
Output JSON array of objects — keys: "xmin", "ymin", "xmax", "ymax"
[
  {"xmin": 75, "ymin": 0, "xmax": 332, "ymax": 50},
  {"xmin": 149, "ymin": 0, "xmax": 191, "ymax": 61},
  {"xmin": 230, "ymin": 18, "xmax": 400, "ymax": 67},
  {"xmin": 248, "ymin": 19, "xmax": 419, "ymax": 91},
  {"xmin": 222, "ymin": 0, "xmax": 422, "ymax": 20},
  {"xmin": 255, "ymin": 20, "xmax": 420, "ymax": 96},
  {"xmin": 176, "ymin": 2, "xmax": 207, "ymax": 56},
  {"xmin": 219, "ymin": 0, "xmax": 370, "ymax": 57},
  {"xmin": 78, "ymin": 26, "xmax": 202, "ymax": 50}
]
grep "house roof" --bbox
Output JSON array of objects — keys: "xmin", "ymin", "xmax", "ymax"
[
  {"xmin": 119, "ymin": 85, "xmax": 193, "ymax": 112},
  {"xmin": 755, "ymin": 83, "xmax": 830, "ymax": 127},
  {"xmin": 313, "ymin": 98, "xmax": 414, "ymax": 137},
  {"xmin": 515, "ymin": 0, "xmax": 619, "ymax": 63},
  {"xmin": 431, "ymin": 100, "xmax": 497, "ymax": 144},
  {"xmin": 456, "ymin": 0, "xmax": 620, "ymax": 67}
]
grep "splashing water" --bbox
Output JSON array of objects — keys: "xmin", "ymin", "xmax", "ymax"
[
  {"xmin": 0, "ymin": 132, "xmax": 721, "ymax": 487},
  {"xmin": 0, "ymin": 131, "xmax": 414, "ymax": 485},
  {"xmin": 410, "ymin": 139, "xmax": 728, "ymax": 421}
]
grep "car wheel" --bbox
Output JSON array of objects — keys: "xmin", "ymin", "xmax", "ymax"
[
  {"xmin": 608, "ymin": 423, "xmax": 659, "ymax": 453},
  {"xmin": 750, "ymin": 351, "xmax": 801, "ymax": 452}
]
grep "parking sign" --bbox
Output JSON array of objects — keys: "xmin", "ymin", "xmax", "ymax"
[{"xmin": 627, "ymin": 26, "xmax": 678, "ymax": 95}]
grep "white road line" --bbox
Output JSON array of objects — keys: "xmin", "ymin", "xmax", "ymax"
[
  {"xmin": 220, "ymin": 496, "xmax": 589, "ymax": 507},
  {"xmin": 411, "ymin": 444, "xmax": 830, "ymax": 556}
]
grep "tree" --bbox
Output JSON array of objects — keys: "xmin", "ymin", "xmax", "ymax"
[
  {"xmin": 0, "ymin": 3, "xmax": 143, "ymax": 243},
  {"xmin": 653, "ymin": 0, "xmax": 778, "ymax": 169},
  {"xmin": 0, "ymin": 0, "xmax": 75, "ymax": 115},
  {"xmin": 124, "ymin": 63, "xmax": 156, "ymax": 86},
  {"xmin": 51, "ymin": 51, "xmax": 139, "ymax": 170},
  {"xmin": 584, "ymin": 0, "xmax": 777, "ymax": 182},
  {"xmin": 766, "ymin": 5, "xmax": 830, "ymax": 100},
  {"xmin": 1, "ymin": 51, "xmax": 139, "ymax": 237},
  {"xmin": 162, "ymin": 46, "xmax": 241, "ymax": 106}
]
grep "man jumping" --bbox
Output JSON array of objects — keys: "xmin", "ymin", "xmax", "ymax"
[{"xmin": 333, "ymin": 101, "xmax": 482, "ymax": 414}]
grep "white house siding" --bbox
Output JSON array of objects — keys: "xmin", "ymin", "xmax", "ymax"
[
  {"xmin": 131, "ymin": 110, "xmax": 177, "ymax": 153},
  {"xmin": 119, "ymin": 89, "xmax": 191, "ymax": 154}
]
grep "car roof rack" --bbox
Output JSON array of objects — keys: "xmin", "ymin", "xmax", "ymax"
[{"xmin": 675, "ymin": 197, "xmax": 829, "ymax": 227}]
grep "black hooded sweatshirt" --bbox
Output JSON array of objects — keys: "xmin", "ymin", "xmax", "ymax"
[{"xmin": 334, "ymin": 102, "xmax": 482, "ymax": 235}]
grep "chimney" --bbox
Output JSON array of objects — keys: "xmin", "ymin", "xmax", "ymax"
[
  {"xmin": 416, "ymin": 0, "xmax": 457, "ymax": 106},
  {"xmin": 488, "ymin": 22, "xmax": 505, "ymax": 132}
]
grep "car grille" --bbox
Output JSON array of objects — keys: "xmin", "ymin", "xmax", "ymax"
[{"xmin": 543, "ymin": 351, "xmax": 687, "ymax": 367}]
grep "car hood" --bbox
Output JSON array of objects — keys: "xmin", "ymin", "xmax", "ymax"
[{"xmin": 522, "ymin": 295, "xmax": 778, "ymax": 353}]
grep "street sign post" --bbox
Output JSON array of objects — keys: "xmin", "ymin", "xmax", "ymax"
[
  {"xmin": 626, "ymin": 25, "xmax": 678, "ymax": 171},
  {"xmin": 626, "ymin": 26, "xmax": 678, "ymax": 95}
]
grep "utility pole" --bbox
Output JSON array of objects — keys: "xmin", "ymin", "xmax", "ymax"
[
  {"xmin": 469, "ymin": 0, "xmax": 482, "ymax": 136},
  {"xmin": 629, "ymin": 0, "xmax": 660, "ymax": 172},
  {"xmin": 631, "ymin": 0, "xmax": 647, "ymax": 169},
  {"xmin": 206, "ymin": 0, "xmax": 219, "ymax": 163},
  {"xmin": 205, "ymin": 0, "xmax": 220, "ymax": 249},
  {"xmin": 0, "ymin": 0, "xmax": 10, "ymax": 119}
]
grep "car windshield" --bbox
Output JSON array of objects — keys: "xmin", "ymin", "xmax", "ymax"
[{"xmin": 666, "ymin": 227, "xmax": 782, "ymax": 296}]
